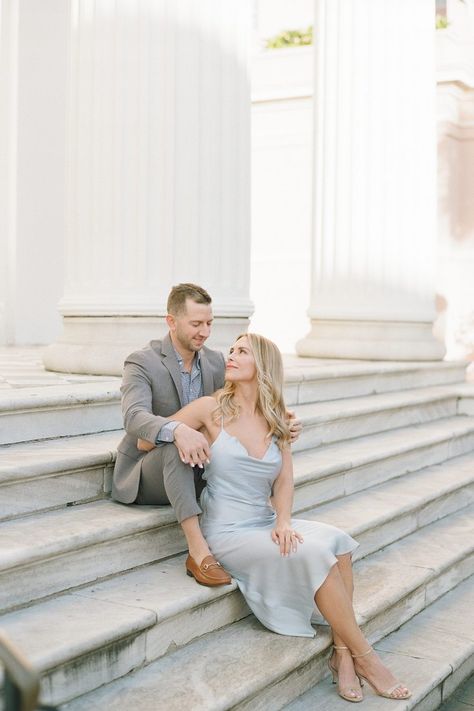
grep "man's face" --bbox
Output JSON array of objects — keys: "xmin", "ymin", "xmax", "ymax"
[{"xmin": 167, "ymin": 298, "xmax": 213, "ymax": 354}]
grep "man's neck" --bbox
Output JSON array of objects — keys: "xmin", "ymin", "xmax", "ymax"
[{"xmin": 170, "ymin": 334, "xmax": 195, "ymax": 371}]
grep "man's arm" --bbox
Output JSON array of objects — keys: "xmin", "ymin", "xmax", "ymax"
[
  {"xmin": 121, "ymin": 360, "xmax": 171, "ymax": 443},
  {"xmin": 123, "ymin": 358, "xmax": 211, "ymax": 467}
]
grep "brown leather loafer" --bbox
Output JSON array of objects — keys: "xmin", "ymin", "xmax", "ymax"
[{"xmin": 186, "ymin": 554, "xmax": 232, "ymax": 587}]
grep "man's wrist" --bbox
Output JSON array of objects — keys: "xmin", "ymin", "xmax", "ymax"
[{"xmin": 156, "ymin": 420, "xmax": 182, "ymax": 444}]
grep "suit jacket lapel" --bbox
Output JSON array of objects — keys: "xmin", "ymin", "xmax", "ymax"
[
  {"xmin": 160, "ymin": 334, "xmax": 184, "ymax": 406},
  {"xmin": 200, "ymin": 349, "xmax": 214, "ymax": 396}
]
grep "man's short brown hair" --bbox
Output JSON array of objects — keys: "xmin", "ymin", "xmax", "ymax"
[{"xmin": 167, "ymin": 283, "xmax": 212, "ymax": 316}]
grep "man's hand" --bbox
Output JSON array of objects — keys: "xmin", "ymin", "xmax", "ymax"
[
  {"xmin": 286, "ymin": 409, "xmax": 302, "ymax": 444},
  {"xmin": 174, "ymin": 423, "xmax": 211, "ymax": 468}
]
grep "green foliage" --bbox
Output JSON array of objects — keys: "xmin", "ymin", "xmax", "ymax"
[
  {"xmin": 265, "ymin": 26, "xmax": 313, "ymax": 50},
  {"xmin": 435, "ymin": 14, "xmax": 449, "ymax": 29}
]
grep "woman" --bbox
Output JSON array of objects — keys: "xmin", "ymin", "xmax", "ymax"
[{"xmin": 143, "ymin": 333, "xmax": 411, "ymax": 703}]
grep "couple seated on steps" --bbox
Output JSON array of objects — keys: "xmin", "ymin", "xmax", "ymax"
[{"xmin": 112, "ymin": 282, "xmax": 411, "ymax": 703}]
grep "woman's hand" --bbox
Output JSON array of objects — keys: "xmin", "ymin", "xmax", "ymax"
[
  {"xmin": 271, "ymin": 523, "xmax": 304, "ymax": 556},
  {"xmin": 286, "ymin": 409, "xmax": 303, "ymax": 444},
  {"xmin": 137, "ymin": 438, "xmax": 156, "ymax": 452}
]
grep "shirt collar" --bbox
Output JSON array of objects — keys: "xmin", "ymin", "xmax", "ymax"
[{"xmin": 173, "ymin": 346, "xmax": 202, "ymax": 371}]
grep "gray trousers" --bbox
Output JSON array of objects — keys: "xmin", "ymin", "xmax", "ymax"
[{"xmin": 134, "ymin": 443, "xmax": 203, "ymax": 523}]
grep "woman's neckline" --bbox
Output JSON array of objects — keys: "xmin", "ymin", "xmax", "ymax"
[{"xmin": 212, "ymin": 428, "xmax": 275, "ymax": 461}]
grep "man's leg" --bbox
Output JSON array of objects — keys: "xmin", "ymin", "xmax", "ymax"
[{"xmin": 136, "ymin": 444, "xmax": 231, "ymax": 585}]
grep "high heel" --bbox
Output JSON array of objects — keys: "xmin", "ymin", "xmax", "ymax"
[
  {"xmin": 328, "ymin": 646, "xmax": 363, "ymax": 703},
  {"xmin": 352, "ymin": 647, "xmax": 412, "ymax": 700}
]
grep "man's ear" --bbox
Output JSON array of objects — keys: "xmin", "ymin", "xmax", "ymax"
[{"xmin": 165, "ymin": 314, "xmax": 175, "ymax": 331}]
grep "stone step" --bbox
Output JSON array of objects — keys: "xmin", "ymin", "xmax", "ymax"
[
  {"xmin": 293, "ymin": 384, "xmax": 461, "ymax": 452},
  {"xmin": 285, "ymin": 576, "xmax": 474, "ymax": 710},
  {"xmin": 296, "ymin": 450, "xmax": 474, "ymax": 562},
  {"xmin": 0, "ymin": 447, "xmax": 472, "ymax": 615},
  {"xmin": 1, "ymin": 413, "xmax": 473, "ymax": 523},
  {"xmin": 0, "ymin": 431, "xmax": 121, "ymax": 521},
  {"xmin": 284, "ymin": 577, "xmax": 474, "ymax": 711},
  {"xmin": 0, "ymin": 500, "xmax": 183, "ymax": 612},
  {"xmin": 457, "ymin": 383, "xmax": 474, "ymax": 416},
  {"xmin": 45, "ymin": 510, "xmax": 472, "ymax": 710},
  {"xmin": 0, "ymin": 382, "xmax": 122, "ymax": 445},
  {"xmin": 0, "ymin": 362, "xmax": 467, "ymax": 447},
  {"xmin": 293, "ymin": 414, "xmax": 474, "ymax": 512},
  {"xmin": 2, "ymin": 406, "xmax": 474, "ymax": 523},
  {"xmin": 284, "ymin": 360, "xmax": 467, "ymax": 406}
]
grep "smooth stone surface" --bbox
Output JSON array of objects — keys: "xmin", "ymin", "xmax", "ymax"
[
  {"xmin": 0, "ymin": 500, "xmax": 183, "ymax": 610},
  {"xmin": 285, "ymin": 575, "xmax": 474, "ymax": 710},
  {"xmin": 293, "ymin": 415, "xmax": 474, "ymax": 487},
  {"xmin": 0, "ymin": 594, "xmax": 155, "ymax": 669},
  {"xmin": 297, "ymin": 452, "xmax": 474, "ymax": 560},
  {"xmin": 0, "ymin": 500, "xmax": 174, "ymax": 570},
  {"xmin": 0, "ymin": 467, "xmax": 108, "ymax": 521},
  {"xmin": 0, "ymin": 431, "xmax": 120, "ymax": 482},
  {"xmin": 297, "ymin": 362, "xmax": 467, "ymax": 405},
  {"xmin": 74, "ymin": 555, "xmax": 239, "ymax": 620},
  {"xmin": 63, "ymin": 617, "xmax": 329, "ymax": 711},
  {"xmin": 61, "ymin": 564, "xmax": 474, "ymax": 710},
  {"xmin": 15, "ymin": 504, "xmax": 473, "ymax": 706},
  {"xmin": 0, "ymin": 556, "xmax": 248, "ymax": 705},
  {"xmin": 296, "ymin": 320, "xmax": 446, "ymax": 362},
  {"xmin": 0, "ymin": 431, "xmax": 121, "ymax": 520},
  {"xmin": 294, "ymin": 386, "xmax": 459, "ymax": 452},
  {"xmin": 0, "ymin": 382, "xmax": 121, "ymax": 444},
  {"xmin": 1, "ymin": 447, "xmax": 472, "ymax": 611},
  {"xmin": 1, "ymin": 411, "xmax": 473, "ymax": 521}
]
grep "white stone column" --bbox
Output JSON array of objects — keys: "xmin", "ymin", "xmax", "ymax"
[
  {"xmin": 0, "ymin": 0, "xmax": 67, "ymax": 345},
  {"xmin": 436, "ymin": 0, "xmax": 474, "ymax": 373},
  {"xmin": 297, "ymin": 0, "xmax": 445, "ymax": 360},
  {"xmin": 43, "ymin": 0, "xmax": 252, "ymax": 375}
]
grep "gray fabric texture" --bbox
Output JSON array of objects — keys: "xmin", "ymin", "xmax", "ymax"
[{"xmin": 112, "ymin": 334, "xmax": 225, "ymax": 504}]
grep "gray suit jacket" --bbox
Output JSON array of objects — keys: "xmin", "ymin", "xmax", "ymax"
[{"xmin": 112, "ymin": 334, "xmax": 226, "ymax": 503}]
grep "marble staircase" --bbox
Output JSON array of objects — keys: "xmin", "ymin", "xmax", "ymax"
[{"xmin": 0, "ymin": 357, "xmax": 473, "ymax": 710}]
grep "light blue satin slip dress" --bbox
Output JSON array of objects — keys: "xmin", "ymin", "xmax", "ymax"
[{"xmin": 199, "ymin": 423, "xmax": 359, "ymax": 637}]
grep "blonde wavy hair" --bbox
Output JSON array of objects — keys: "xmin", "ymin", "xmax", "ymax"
[{"xmin": 213, "ymin": 332, "xmax": 291, "ymax": 450}]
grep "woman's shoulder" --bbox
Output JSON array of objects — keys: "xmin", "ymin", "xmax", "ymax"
[{"xmin": 195, "ymin": 395, "xmax": 218, "ymax": 411}]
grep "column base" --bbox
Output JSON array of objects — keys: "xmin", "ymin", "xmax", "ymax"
[
  {"xmin": 296, "ymin": 320, "xmax": 446, "ymax": 361},
  {"xmin": 42, "ymin": 316, "xmax": 250, "ymax": 375}
]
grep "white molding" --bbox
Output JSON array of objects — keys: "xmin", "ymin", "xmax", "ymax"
[
  {"xmin": 251, "ymin": 46, "xmax": 313, "ymax": 102},
  {"xmin": 57, "ymin": 297, "xmax": 255, "ymax": 319}
]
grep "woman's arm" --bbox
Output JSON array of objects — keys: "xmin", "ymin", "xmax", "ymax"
[
  {"xmin": 271, "ymin": 448, "xmax": 304, "ymax": 555},
  {"xmin": 138, "ymin": 396, "xmax": 217, "ymax": 466}
]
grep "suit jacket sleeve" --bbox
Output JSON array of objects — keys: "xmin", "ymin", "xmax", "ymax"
[{"xmin": 121, "ymin": 359, "xmax": 171, "ymax": 443}]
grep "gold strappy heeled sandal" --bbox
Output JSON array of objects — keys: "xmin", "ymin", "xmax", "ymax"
[
  {"xmin": 328, "ymin": 646, "xmax": 363, "ymax": 703},
  {"xmin": 352, "ymin": 647, "xmax": 412, "ymax": 700}
]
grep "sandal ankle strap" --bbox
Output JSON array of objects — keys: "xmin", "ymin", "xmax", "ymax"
[
  {"xmin": 351, "ymin": 647, "xmax": 373, "ymax": 658},
  {"xmin": 333, "ymin": 645, "xmax": 349, "ymax": 651}
]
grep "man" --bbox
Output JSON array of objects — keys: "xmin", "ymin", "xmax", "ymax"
[{"xmin": 113, "ymin": 283, "xmax": 301, "ymax": 586}]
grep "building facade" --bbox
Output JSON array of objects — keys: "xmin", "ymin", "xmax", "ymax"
[{"xmin": 1, "ymin": 0, "xmax": 473, "ymax": 373}]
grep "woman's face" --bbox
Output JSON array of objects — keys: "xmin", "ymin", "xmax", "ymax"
[{"xmin": 225, "ymin": 336, "xmax": 257, "ymax": 383}]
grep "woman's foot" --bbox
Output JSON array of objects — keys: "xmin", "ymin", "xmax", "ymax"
[
  {"xmin": 352, "ymin": 648, "xmax": 411, "ymax": 700},
  {"xmin": 329, "ymin": 646, "xmax": 363, "ymax": 703}
]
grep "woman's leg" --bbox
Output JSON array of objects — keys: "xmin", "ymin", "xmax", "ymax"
[
  {"xmin": 315, "ymin": 561, "xmax": 410, "ymax": 699},
  {"xmin": 329, "ymin": 555, "xmax": 362, "ymax": 700}
]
